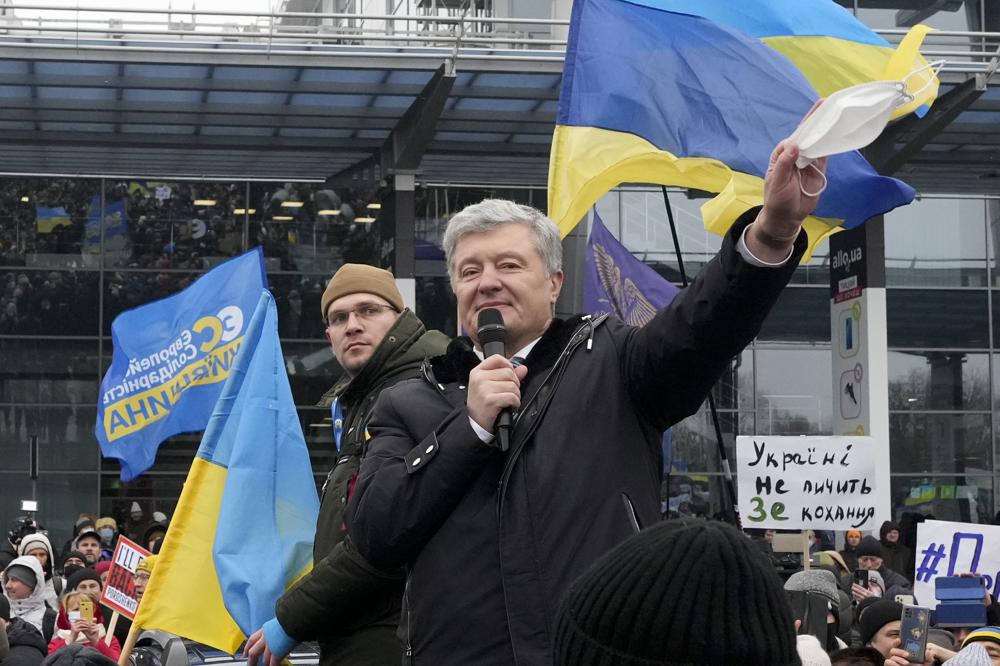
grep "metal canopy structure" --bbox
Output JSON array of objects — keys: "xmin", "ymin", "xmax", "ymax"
[{"xmin": 0, "ymin": 4, "xmax": 994, "ymax": 194}]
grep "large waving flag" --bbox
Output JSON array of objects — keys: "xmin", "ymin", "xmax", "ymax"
[
  {"xmin": 583, "ymin": 210, "xmax": 681, "ymax": 473},
  {"xmin": 133, "ymin": 290, "xmax": 319, "ymax": 654},
  {"xmin": 645, "ymin": 0, "xmax": 937, "ymax": 116},
  {"xmin": 549, "ymin": 0, "xmax": 936, "ymax": 258},
  {"xmin": 97, "ymin": 249, "xmax": 267, "ymax": 480}
]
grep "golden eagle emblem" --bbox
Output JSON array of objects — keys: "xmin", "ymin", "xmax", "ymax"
[{"xmin": 593, "ymin": 242, "xmax": 658, "ymax": 327}]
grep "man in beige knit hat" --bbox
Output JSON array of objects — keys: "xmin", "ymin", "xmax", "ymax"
[{"xmin": 246, "ymin": 263, "xmax": 448, "ymax": 666}]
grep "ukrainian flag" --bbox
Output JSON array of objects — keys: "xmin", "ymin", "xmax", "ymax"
[
  {"xmin": 133, "ymin": 290, "xmax": 319, "ymax": 654},
  {"xmin": 35, "ymin": 206, "xmax": 71, "ymax": 234},
  {"xmin": 642, "ymin": 0, "xmax": 937, "ymax": 116},
  {"xmin": 549, "ymin": 0, "xmax": 937, "ymax": 258}
]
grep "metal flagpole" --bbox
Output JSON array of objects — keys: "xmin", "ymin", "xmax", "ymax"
[{"xmin": 661, "ymin": 186, "xmax": 740, "ymax": 526}]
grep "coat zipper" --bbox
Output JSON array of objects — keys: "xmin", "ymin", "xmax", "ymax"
[
  {"xmin": 494, "ymin": 317, "xmax": 599, "ymax": 662},
  {"xmin": 404, "ymin": 576, "xmax": 413, "ymax": 659},
  {"xmin": 497, "ymin": 317, "xmax": 598, "ymax": 501}
]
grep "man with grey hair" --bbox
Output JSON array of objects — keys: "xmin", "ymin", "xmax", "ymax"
[{"xmin": 348, "ymin": 138, "xmax": 826, "ymax": 664}]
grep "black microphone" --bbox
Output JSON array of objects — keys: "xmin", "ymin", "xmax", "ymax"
[{"xmin": 477, "ymin": 308, "xmax": 512, "ymax": 452}]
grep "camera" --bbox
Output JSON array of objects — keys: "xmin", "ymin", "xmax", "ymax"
[{"xmin": 7, "ymin": 515, "xmax": 44, "ymax": 546}]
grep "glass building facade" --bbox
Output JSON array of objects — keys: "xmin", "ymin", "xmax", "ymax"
[
  {"xmin": 1, "ymin": 0, "xmax": 998, "ymax": 546},
  {"xmin": 591, "ymin": 189, "xmax": 1000, "ymax": 526},
  {"xmin": 3, "ymin": 175, "xmax": 1000, "ymax": 541}
]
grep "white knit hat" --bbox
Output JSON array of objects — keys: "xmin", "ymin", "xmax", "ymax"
[{"xmin": 947, "ymin": 643, "xmax": 993, "ymax": 666}]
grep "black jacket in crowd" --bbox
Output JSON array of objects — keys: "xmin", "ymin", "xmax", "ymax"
[
  {"xmin": 275, "ymin": 310, "xmax": 448, "ymax": 666},
  {"xmin": 1, "ymin": 619, "xmax": 47, "ymax": 666},
  {"xmin": 348, "ymin": 210, "xmax": 806, "ymax": 665},
  {"xmin": 840, "ymin": 543, "xmax": 860, "ymax": 571},
  {"xmin": 879, "ymin": 520, "xmax": 914, "ymax": 582}
]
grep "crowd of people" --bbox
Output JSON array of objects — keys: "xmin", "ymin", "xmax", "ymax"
[
  {"xmin": 6, "ymin": 129, "xmax": 999, "ymax": 666},
  {"xmin": 740, "ymin": 520, "xmax": 1000, "ymax": 665},
  {"xmin": 0, "ymin": 177, "xmax": 382, "ymax": 339},
  {"xmin": 1, "ymin": 511, "xmax": 167, "ymax": 666}
]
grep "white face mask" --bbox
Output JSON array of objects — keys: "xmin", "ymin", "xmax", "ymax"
[{"xmin": 787, "ymin": 61, "xmax": 943, "ymax": 196}]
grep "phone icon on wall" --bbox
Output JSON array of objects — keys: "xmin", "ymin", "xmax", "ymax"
[{"xmin": 838, "ymin": 309, "xmax": 859, "ymax": 359}]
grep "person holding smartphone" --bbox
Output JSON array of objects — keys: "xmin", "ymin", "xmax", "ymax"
[{"xmin": 45, "ymin": 591, "xmax": 121, "ymax": 661}]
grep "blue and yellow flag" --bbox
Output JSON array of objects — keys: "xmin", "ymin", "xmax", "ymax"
[
  {"xmin": 549, "ymin": 0, "xmax": 936, "ymax": 258},
  {"xmin": 641, "ymin": 0, "xmax": 937, "ymax": 115},
  {"xmin": 133, "ymin": 290, "xmax": 319, "ymax": 654},
  {"xmin": 35, "ymin": 206, "xmax": 71, "ymax": 234},
  {"xmin": 97, "ymin": 249, "xmax": 267, "ymax": 480}
]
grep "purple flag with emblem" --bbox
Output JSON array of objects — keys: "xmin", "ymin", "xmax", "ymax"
[{"xmin": 583, "ymin": 210, "xmax": 681, "ymax": 476}]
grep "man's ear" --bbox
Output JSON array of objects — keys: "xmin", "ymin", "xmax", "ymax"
[{"xmin": 549, "ymin": 270, "xmax": 564, "ymax": 303}]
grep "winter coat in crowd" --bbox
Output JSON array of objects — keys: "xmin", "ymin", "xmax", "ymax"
[
  {"xmin": 1, "ymin": 619, "xmax": 48, "ymax": 666},
  {"xmin": 16, "ymin": 536, "xmax": 61, "ymax": 612},
  {"xmin": 879, "ymin": 520, "xmax": 914, "ymax": 582},
  {"xmin": 39, "ymin": 644, "xmax": 116, "ymax": 666},
  {"xmin": 3, "ymin": 557, "xmax": 55, "ymax": 642},
  {"xmin": 46, "ymin": 607, "xmax": 120, "ymax": 663},
  {"xmin": 274, "ymin": 309, "xmax": 449, "ymax": 666},
  {"xmin": 348, "ymin": 211, "xmax": 806, "ymax": 665}
]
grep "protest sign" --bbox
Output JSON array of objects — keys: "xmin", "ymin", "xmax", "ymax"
[
  {"xmin": 101, "ymin": 535, "xmax": 153, "ymax": 619},
  {"xmin": 915, "ymin": 519, "xmax": 1000, "ymax": 606},
  {"xmin": 736, "ymin": 436, "xmax": 877, "ymax": 529}
]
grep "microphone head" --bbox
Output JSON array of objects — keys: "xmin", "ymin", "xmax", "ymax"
[{"xmin": 477, "ymin": 308, "xmax": 506, "ymax": 345}]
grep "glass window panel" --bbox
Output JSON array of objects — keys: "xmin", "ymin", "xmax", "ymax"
[
  {"xmin": 248, "ymin": 181, "xmax": 395, "ymax": 273},
  {"xmin": 890, "ymin": 475, "xmax": 993, "ymax": 525},
  {"xmin": 282, "ymin": 340, "xmax": 339, "ymax": 407},
  {"xmin": 104, "ymin": 181, "xmax": 246, "ymax": 270},
  {"xmin": 416, "ymin": 276, "xmax": 457, "ymax": 337},
  {"xmin": 0, "ymin": 338, "xmax": 99, "ymax": 402},
  {"xmin": 0, "ymin": 406, "xmax": 99, "ymax": 472},
  {"xmin": 757, "ymin": 288, "xmax": 832, "ymax": 343},
  {"xmin": 100, "ymin": 472, "xmax": 185, "ymax": 535},
  {"xmin": 670, "ymin": 410, "xmax": 752, "ymax": 474},
  {"xmin": 709, "ymin": 349, "xmax": 753, "ymax": 411},
  {"xmin": 619, "ymin": 189, "xmax": 721, "ymax": 280},
  {"xmin": 0, "ymin": 177, "xmax": 102, "ymax": 268},
  {"xmin": 889, "ymin": 351, "xmax": 990, "ymax": 411},
  {"xmin": 889, "ymin": 289, "xmax": 989, "ymax": 348},
  {"xmin": 756, "ymin": 347, "xmax": 833, "ymax": 434},
  {"xmin": 0, "ymin": 268, "xmax": 100, "ymax": 336},
  {"xmin": 664, "ymin": 474, "xmax": 733, "ymax": 521},
  {"xmin": 989, "ymin": 199, "xmax": 1000, "ymax": 285},
  {"xmin": 890, "ymin": 413, "xmax": 991, "ymax": 474},
  {"xmin": 0, "ymin": 473, "xmax": 100, "ymax": 547},
  {"xmin": 268, "ymin": 272, "xmax": 329, "ymax": 341},
  {"xmin": 885, "ymin": 197, "xmax": 986, "ymax": 287}
]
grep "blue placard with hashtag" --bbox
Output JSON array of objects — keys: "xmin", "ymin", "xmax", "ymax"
[{"xmin": 915, "ymin": 519, "xmax": 1000, "ymax": 607}]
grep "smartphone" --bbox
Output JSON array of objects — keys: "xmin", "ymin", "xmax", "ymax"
[
  {"xmin": 900, "ymin": 604, "xmax": 931, "ymax": 664},
  {"xmin": 854, "ymin": 569, "xmax": 869, "ymax": 588},
  {"xmin": 895, "ymin": 594, "xmax": 915, "ymax": 605},
  {"xmin": 67, "ymin": 610, "xmax": 81, "ymax": 622},
  {"xmin": 78, "ymin": 598, "xmax": 94, "ymax": 622}
]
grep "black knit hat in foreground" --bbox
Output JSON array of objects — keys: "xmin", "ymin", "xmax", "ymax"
[{"xmin": 554, "ymin": 520, "xmax": 801, "ymax": 666}]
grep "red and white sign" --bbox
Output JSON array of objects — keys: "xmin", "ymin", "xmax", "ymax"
[{"xmin": 100, "ymin": 535, "xmax": 152, "ymax": 619}]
